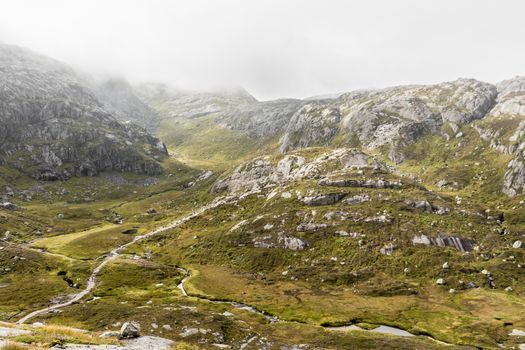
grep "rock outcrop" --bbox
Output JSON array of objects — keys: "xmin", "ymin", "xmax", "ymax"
[
  {"xmin": 319, "ymin": 178, "xmax": 402, "ymax": 189},
  {"xmin": 302, "ymin": 193, "xmax": 347, "ymax": 206},
  {"xmin": 212, "ymin": 148, "xmax": 387, "ymax": 194},
  {"xmin": 224, "ymin": 99, "xmax": 305, "ymax": 140},
  {"xmin": 276, "ymin": 79, "xmax": 497, "ymax": 162},
  {"xmin": 412, "ymin": 235, "xmax": 475, "ymax": 252},
  {"xmin": 280, "ymin": 102, "xmax": 341, "ymax": 152},
  {"xmin": 0, "ymin": 43, "xmax": 167, "ymax": 180}
]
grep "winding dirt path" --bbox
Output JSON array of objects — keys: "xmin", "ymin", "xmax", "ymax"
[
  {"xmin": 15, "ymin": 191, "xmax": 455, "ymax": 347},
  {"xmin": 17, "ymin": 195, "xmax": 237, "ymax": 324}
]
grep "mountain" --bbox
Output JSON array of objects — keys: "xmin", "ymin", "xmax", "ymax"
[
  {"xmin": 0, "ymin": 43, "xmax": 167, "ymax": 181},
  {"xmin": 147, "ymin": 77, "xmax": 525, "ymax": 196},
  {"xmin": 5, "ymin": 42, "xmax": 525, "ymax": 350},
  {"xmin": 92, "ymin": 77, "xmax": 160, "ymax": 131}
]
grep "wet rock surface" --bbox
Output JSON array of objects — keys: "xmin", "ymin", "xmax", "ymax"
[{"xmin": 412, "ymin": 234, "xmax": 475, "ymax": 252}]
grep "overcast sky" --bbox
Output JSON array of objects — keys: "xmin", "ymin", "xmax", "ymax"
[{"xmin": 0, "ymin": 0, "xmax": 524, "ymax": 100}]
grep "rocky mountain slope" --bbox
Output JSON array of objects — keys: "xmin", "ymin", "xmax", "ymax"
[
  {"xmin": 92, "ymin": 77, "xmax": 160, "ymax": 131},
  {"xmin": 143, "ymin": 76, "xmax": 525, "ymax": 196},
  {"xmin": 5, "ymin": 42, "xmax": 525, "ymax": 349},
  {"xmin": 0, "ymin": 43, "xmax": 167, "ymax": 181}
]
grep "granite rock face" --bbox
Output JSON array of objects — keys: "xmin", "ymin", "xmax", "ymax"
[
  {"xmin": 0, "ymin": 43, "xmax": 167, "ymax": 180},
  {"xmin": 274, "ymin": 79, "xmax": 497, "ymax": 162},
  {"xmin": 212, "ymin": 148, "xmax": 378, "ymax": 194},
  {"xmin": 412, "ymin": 235, "xmax": 475, "ymax": 252},
  {"xmin": 224, "ymin": 99, "xmax": 306, "ymax": 140},
  {"xmin": 493, "ymin": 77, "xmax": 525, "ymax": 196},
  {"xmin": 280, "ymin": 101, "xmax": 342, "ymax": 152}
]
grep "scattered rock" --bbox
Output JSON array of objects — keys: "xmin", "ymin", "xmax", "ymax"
[
  {"xmin": 513, "ymin": 240, "xmax": 523, "ymax": 249},
  {"xmin": 380, "ymin": 243, "xmax": 396, "ymax": 255},
  {"xmin": 302, "ymin": 192, "xmax": 346, "ymax": 206},
  {"xmin": 146, "ymin": 208, "xmax": 157, "ymax": 215},
  {"xmin": 281, "ymin": 191, "xmax": 292, "ymax": 199},
  {"xmin": 0, "ymin": 202, "xmax": 16, "ymax": 210},
  {"xmin": 436, "ymin": 278, "xmax": 446, "ymax": 285},
  {"xmin": 284, "ymin": 237, "xmax": 307, "ymax": 251},
  {"xmin": 405, "ymin": 200, "xmax": 449, "ymax": 214},
  {"xmin": 463, "ymin": 281, "xmax": 479, "ymax": 290},
  {"xmin": 319, "ymin": 178, "xmax": 401, "ymax": 189},
  {"xmin": 510, "ymin": 329, "xmax": 525, "ymax": 337},
  {"xmin": 364, "ymin": 214, "xmax": 391, "ymax": 223},
  {"xmin": 296, "ymin": 223, "xmax": 328, "ymax": 232},
  {"xmin": 336, "ymin": 231, "xmax": 358, "ymax": 238}
]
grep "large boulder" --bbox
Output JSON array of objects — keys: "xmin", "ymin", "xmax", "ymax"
[{"xmin": 119, "ymin": 321, "xmax": 141, "ymax": 339}]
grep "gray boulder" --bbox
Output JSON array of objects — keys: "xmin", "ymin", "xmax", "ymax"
[
  {"xmin": 302, "ymin": 193, "xmax": 347, "ymax": 206},
  {"xmin": 0, "ymin": 202, "xmax": 16, "ymax": 210},
  {"xmin": 380, "ymin": 243, "xmax": 396, "ymax": 255},
  {"xmin": 119, "ymin": 321, "xmax": 141, "ymax": 339},
  {"xmin": 296, "ymin": 223, "xmax": 329, "ymax": 232},
  {"xmin": 282, "ymin": 236, "xmax": 308, "ymax": 251},
  {"xmin": 412, "ymin": 235, "xmax": 475, "ymax": 252}
]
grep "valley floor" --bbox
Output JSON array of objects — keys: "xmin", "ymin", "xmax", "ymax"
[{"xmin": 2, "ymin": 143, "xmax": 525, "ymax": 349}]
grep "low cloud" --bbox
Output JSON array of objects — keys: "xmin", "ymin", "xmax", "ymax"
[{"xmin": 1, "ymin": 0, "xmax": 524, "ymax": 100}]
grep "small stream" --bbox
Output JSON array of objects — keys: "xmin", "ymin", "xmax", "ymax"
[
  {"xmin": 175, "ymin": 267, "xmax": 416, "ymax": 337},
  {"xmin": 176, "ymin": 268, "xmax": 279, "ymax": 323},
  {"xmin": 17, "ymin": 191, "xmax": 447, "ymax": 345}
]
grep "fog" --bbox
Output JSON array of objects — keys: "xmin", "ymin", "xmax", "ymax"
[{"xmin": 1, "ymin": 0, "xmax": 524, "ymax": 100}]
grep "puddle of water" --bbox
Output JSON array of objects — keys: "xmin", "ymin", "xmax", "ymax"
[
  {"xmin": 325, "ymin": 324, "xmax": 414, "ymax": 337},
  {"xmin": 370, "ymin": 325, "xmax": 414, "ymax": 337}
]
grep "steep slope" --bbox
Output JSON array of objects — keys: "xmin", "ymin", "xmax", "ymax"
[
  {"xmin": 472, "ymin": 77, "xmax": 525, "ymax": 196},
  {"xmin": 93, "ymin": 77, "xmax": 160, "ymax": 131},
  {"xmin": 0, "ymin": 43, "xmax": 167, "ymax": 180},
  {"xmin": 220, "ymin": 98, "xmax": 306, "ymax": 140},
  {"xmin": 280, "ymin": 79, "xmax": 497, "ymax": 161},
  {"xmin": 138, "ymin": 83, "xmax": 257, "ymax": 119}
]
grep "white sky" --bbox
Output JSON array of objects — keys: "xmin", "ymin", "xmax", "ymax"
[{"xmin": 0, "ymin": 0, "xmax": 524, "ymax": 100}]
